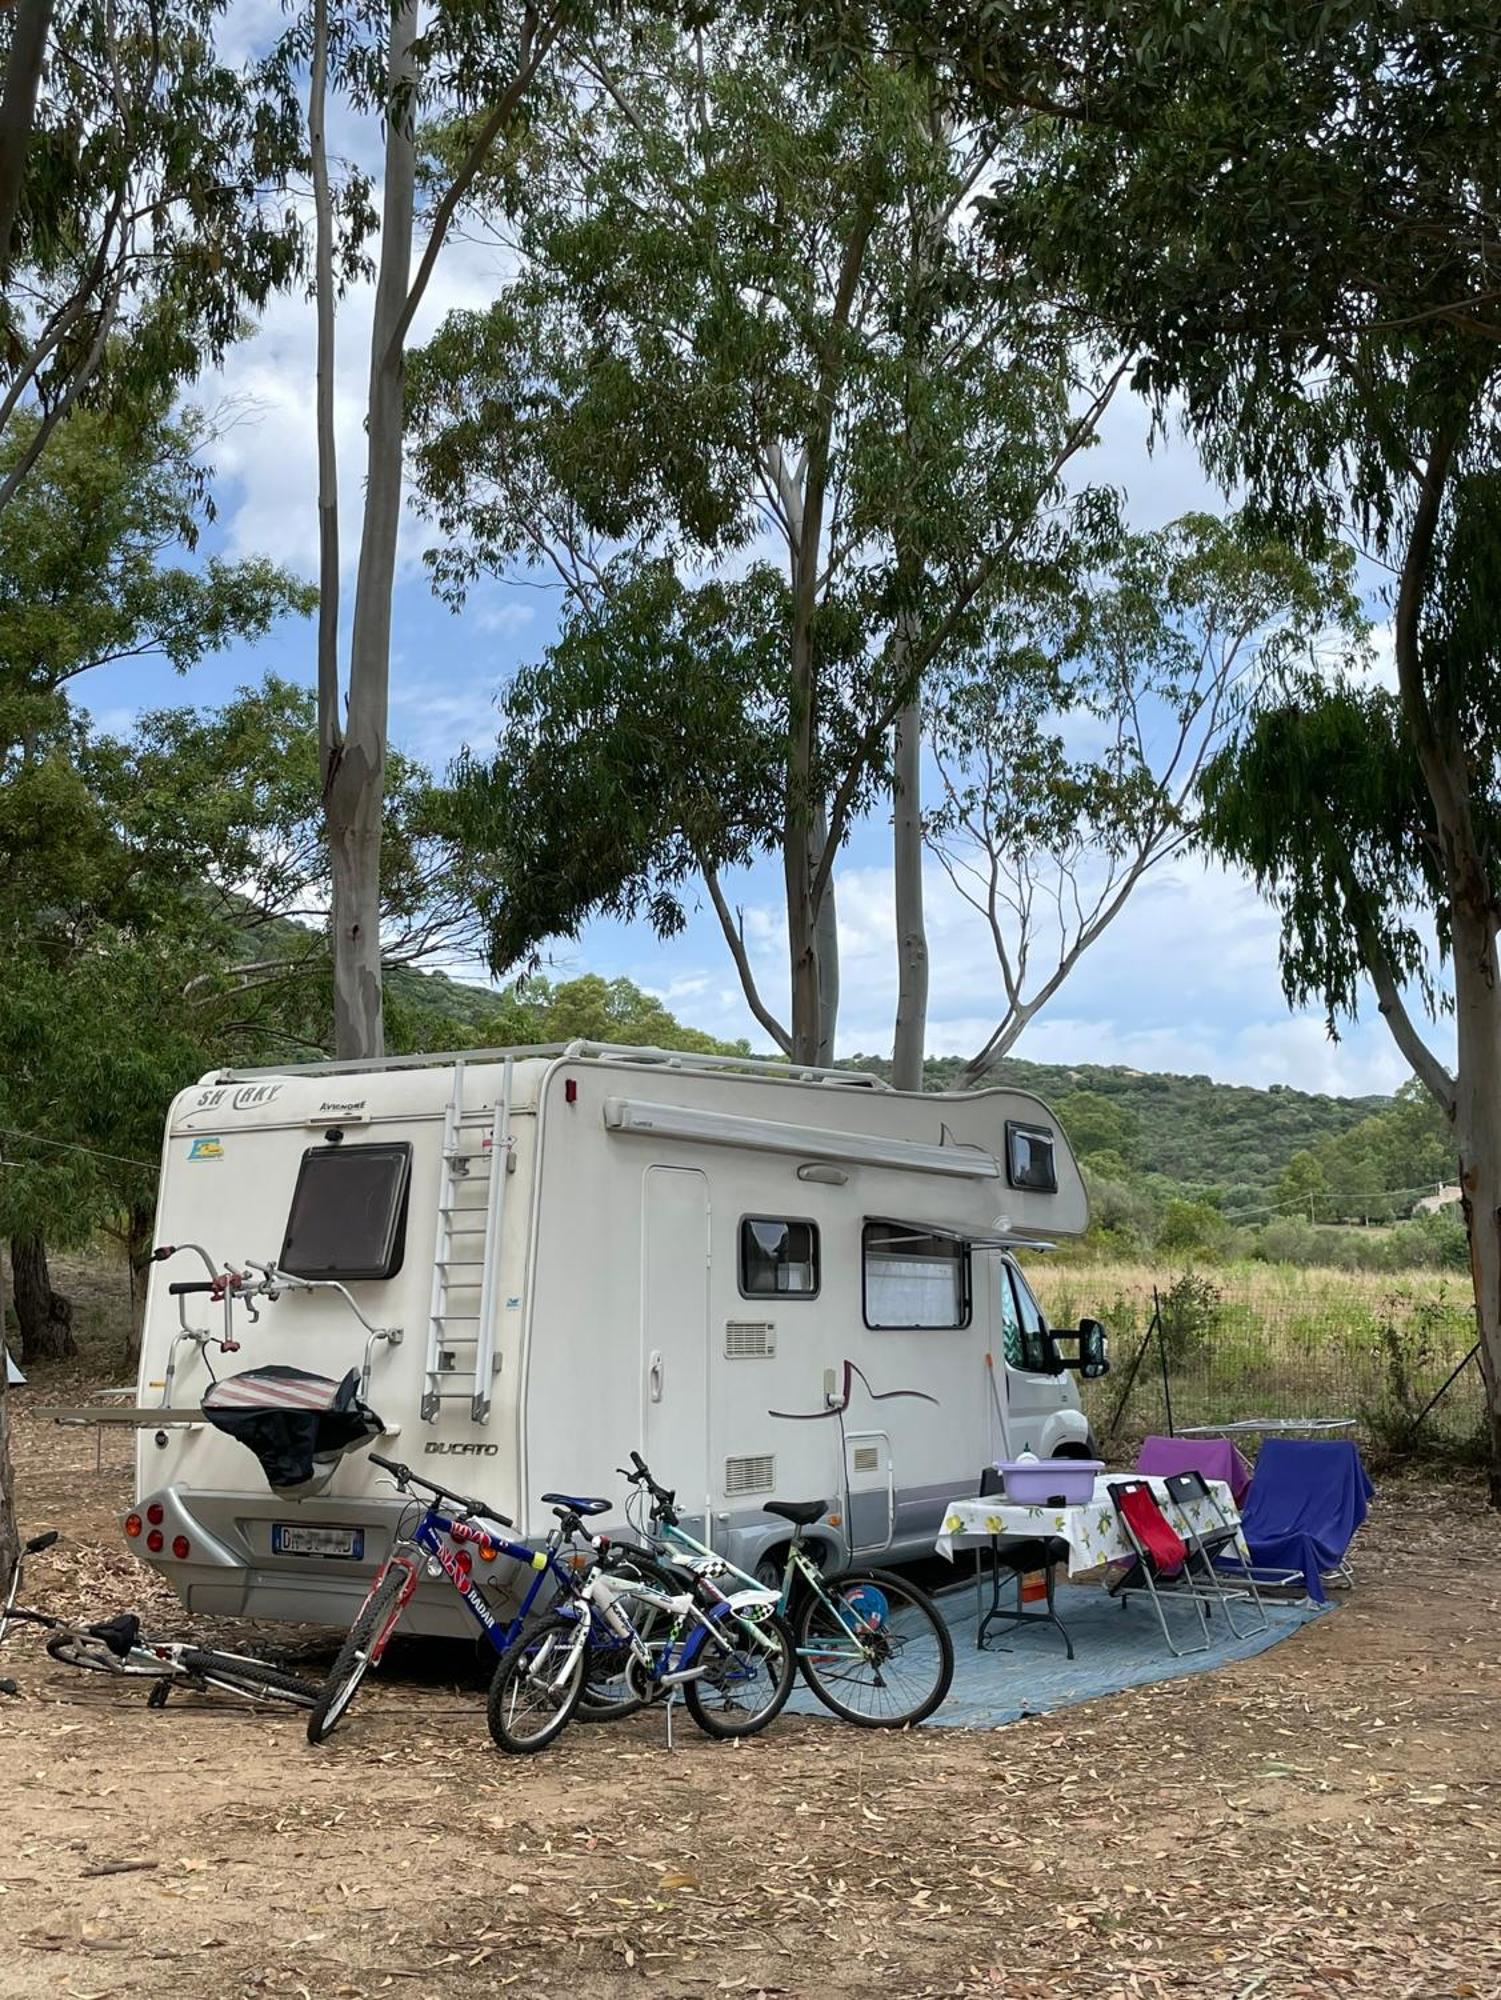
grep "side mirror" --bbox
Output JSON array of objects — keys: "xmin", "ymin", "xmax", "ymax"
[{"xmin": 1078, "ymin": 1318, "xmax": 1110, "ymax": 1380}]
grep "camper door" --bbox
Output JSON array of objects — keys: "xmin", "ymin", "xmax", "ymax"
[{"xmin": 640, "ymin": 1165, "xmax": 712, "ymax": 1520}]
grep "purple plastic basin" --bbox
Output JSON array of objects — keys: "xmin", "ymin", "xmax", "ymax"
[{"xmin": 994, "ymin": 1459, "xmax": 1104, "ymax": 1505}]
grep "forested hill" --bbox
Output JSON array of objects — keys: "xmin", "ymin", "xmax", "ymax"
[{"xmin": 845, "ymin": 1052, "xmax": 1391, "ymax": 1198}]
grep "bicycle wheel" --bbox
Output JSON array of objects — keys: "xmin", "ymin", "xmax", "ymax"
[
  {"xmin": 577, "ymin": 1553, "xmax": 682, "ymax": 1723},
  {"xmin": 177, "ymin": 1650, "xmax": 321, "ymax": 1709},
  {"xmin": 682, "ymin": 1606, "xmax": 796, "ymax": 1741},
  {"xmin": 794, "ymin": 1568, "xmax": 953, "ymax": 1727},
  {"xmin": 487, "ymin": 1620, "xmax": 589, "ymax": 1754},
  {"xmin": 306, "ymin": 1567, "xmax": 406, "ymax": 1744}
]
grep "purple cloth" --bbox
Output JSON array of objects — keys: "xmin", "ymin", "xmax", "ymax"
[
  {"xmin": 1237, "ymin": 1438, "xmax": 1374, "ymax": 1604},
  {"xmin": 1136, "ymin": 1434, "xmax": 1253, "ymax": 1505}
]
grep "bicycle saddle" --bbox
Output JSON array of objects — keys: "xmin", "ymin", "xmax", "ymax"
[
  {"xmin": 84, "ymin": 1613, "xmax": 141, "ymax": 1658},
  {"xmin": 542, "ymin": 1492, "xmax": 611, "ymax": 1517},
  {"xmin": 764, "ymin": 1500, "xmax": 827, "ymax": 1528}
]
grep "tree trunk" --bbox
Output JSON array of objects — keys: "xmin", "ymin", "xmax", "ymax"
[
  {"xmin": 1449, "ymin": 899, "xmax": 1501, "ymax": 1503},
  {"xmin": 0, "ymin": 0, "xmax": 52, "ymax": 274},
  {"xmin": 891, "ymin": 691, "xmax": 928, "ymax": 1089},
  {"xmin": 9, "ymin": 1235, "xmax": 74, "ymax": 1364},
  {"xmin": 311, "ymin": 0, "xmax": 341, "ymax": 803},
  {"xmin": 812, "ymin": 808, "xmax": 839, "ymax": 1066},
  {"xmin": 124, "ymin": 1200, "xmax": 154, "ymax": 1372},
  {"xmin": 0, "ymin": 1248, "xmax": 15, "ymax": 1603},
  {"xmin": 326, "ymin": 0, "xmax": 419, "ymax": 1062}
]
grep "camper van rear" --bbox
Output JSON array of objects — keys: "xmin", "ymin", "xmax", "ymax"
[{"xmin": 132, "ymin": 1043, "xmax": 1100, "ymax": 1635}]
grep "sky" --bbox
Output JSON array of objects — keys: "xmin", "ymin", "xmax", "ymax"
[{"xmin": 87, "ymin": 27, "xmax": 1452, "ymax": 1105}]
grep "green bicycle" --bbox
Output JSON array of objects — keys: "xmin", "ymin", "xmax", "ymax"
[{"xmin": 619, "ymin": 1452, "xmax": 953, "ymax": 1727}]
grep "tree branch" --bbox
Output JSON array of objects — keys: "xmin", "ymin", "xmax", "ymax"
[{"xmin": 704, "ymin": 867, "xmax": 792, "ymax": 1055}]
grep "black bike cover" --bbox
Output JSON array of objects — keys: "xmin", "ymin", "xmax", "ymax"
[{"xmin": 201, "ymin": 1366, "xmax": 384, "ymax": 1495}]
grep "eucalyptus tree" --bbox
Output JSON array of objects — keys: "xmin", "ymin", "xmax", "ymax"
[
  {"xmin": 410, "ymin": 17, "xmax": 1115, "ymax": 1074},
  {"xmin": 930, "ymin": 512, "xmax": 1362, "ymax": 1076},
  {"xmin": 0, "ymin": 1, "xmax": 303, "ymax": 516},
  {"xmin": 906, "ymin": 0, "xmax": 1501, "ymax": 1487},
  {"xmin": 264, "ymin": 0, "xmax": 581, "ymax": 1062}
]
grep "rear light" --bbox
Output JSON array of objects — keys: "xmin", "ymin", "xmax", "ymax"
[
  {"xmin": 453, "ymin": 1551, "xmax": 472, "ymax": 1585},
  {"xmin": 124, "ymin": 1513, "xmax": 143, "ymax": 1539},
  {"xmin": 146, "ymin": 1529, "xmax": 164, "ymax": 1554},
  {"xmin": 171, "ymin": 1535, "xmax": 191, "ymax": 1561},
  {"xmin": 146, "ymin": 1502, "xmax": 164, "ymax": 1527}
]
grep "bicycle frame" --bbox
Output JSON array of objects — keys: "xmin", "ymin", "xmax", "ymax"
[
  {"xmin": 624, "ymin": 1472, "xmax": 892, "ymax": 1671},
  {"xmin": 359, "ymin": 1499, "xmax": 584, "ymax": 1671}
]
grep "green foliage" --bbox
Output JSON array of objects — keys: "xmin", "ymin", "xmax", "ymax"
[
  {"xmin": 1, "ymin": 3, "xmax": 305, "ymax": 493},
  {"xmin": 409, "ymin": 17, "xmax": 1103, "ymax": 1034},
  {"xmin": 1055, "ymin": 1089, "xmax": 1138, "ymax": 1164},
  {"xmin": 1156, "ymin": 1199, "xmax": 1229, "ymax": 1260},
  {"xmin": 389, "ymin": 971, "xmax": 750, "ymax": 1059}
]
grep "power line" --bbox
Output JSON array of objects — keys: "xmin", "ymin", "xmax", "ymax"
[{"xmin": 0, "ymin": 1126, "xmax": 157, "ymax": 1172}]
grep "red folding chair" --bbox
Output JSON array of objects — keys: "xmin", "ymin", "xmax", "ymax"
[{"xmin": 1106, "ymin": 1480, "xmax": 1214, "ymax": 1656}]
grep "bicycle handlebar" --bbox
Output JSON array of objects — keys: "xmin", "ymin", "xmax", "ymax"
[
  {"xmin": 618, "ymin": 1452, "xmax": 679, "ymax": 1523},
  {"xmin": 367, "ymin": 1452, "xmax": 514, "ymax": 1528},
  {"xmin": 168, "ymin": 1280, "xmax": 221, "ymax": 1296}
]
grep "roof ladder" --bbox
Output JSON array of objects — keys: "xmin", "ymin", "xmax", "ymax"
[{"xmin": 421, "ymin": 1056, "xmax": 513, "ymax": 1423}]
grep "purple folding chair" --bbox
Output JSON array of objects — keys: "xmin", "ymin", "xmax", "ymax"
[{"xmin": 1136, "ymin": 1434, "xmax": 1252, "ymax": 1505}]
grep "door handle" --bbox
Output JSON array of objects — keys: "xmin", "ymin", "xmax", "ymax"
[{"xmin": 648, "ymin": 1349, "xmax": 663, "ymax": 1403}]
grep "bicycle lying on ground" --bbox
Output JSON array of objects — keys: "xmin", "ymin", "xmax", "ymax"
[
  {"xmin": 0, "ymin": 1531, "xmax": 320, "ymax": 1709},
  {"xmin": 306, "ymin": 1454, "xmax": 685, "ymax": 1744},
  {"xmin": 620, "ymin": 1452, "xmax": 954, "ymax": 1727},
  {"xmin": 486, "ymin": 1504, "xmax": 795, "ymax": 1754}
]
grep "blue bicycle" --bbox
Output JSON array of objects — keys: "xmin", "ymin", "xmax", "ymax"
[{"xmin": 305, "ymin": 1453, "xmax": 680, "ymax": 1743}]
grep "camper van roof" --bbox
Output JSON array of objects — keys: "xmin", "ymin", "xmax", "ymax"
[{"xmin": 206, "ymin": 1039, "xmax": 895, "ymax": 1090}]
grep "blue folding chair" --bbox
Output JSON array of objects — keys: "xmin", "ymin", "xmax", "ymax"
[{"xmin": 1234, "ymin": 1438, "xmax": 1375, "ymax": 1603}]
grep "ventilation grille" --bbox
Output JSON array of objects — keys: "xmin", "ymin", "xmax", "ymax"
[
  {"xmin": 724, "ymin": 1453, "xmax": 776, "ymax": 1497},
  {"xmin": 725, "ymin": 1319, "xmax": 776, "ymax": 1358},
  {"xmin": 852, "ymin": 1444, "xmax": 880, "ymax": 1473}
]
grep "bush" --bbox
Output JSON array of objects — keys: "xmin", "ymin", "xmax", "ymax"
[{"xmin": 1157, "ymin": 1199, "xmax": 1230, "ymax": 1258}]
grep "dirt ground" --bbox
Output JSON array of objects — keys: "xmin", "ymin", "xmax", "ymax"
[{"xmin": 2, "ymin": 1329, "xmax": 1499, "ymax": 1999}]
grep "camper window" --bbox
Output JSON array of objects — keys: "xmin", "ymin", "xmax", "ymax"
[
  {"xmin": 1007, "ymin": 1263, "xmax": 1058, "ymax": 1373},
  {"xmin": 862, "ymin": 1222, "xmax": 970, "ymax": 1330},
  {"xmin": 1006, "ymin": 1120, "xmax": 1058, "ymax": 1194},
  {"xmin": 739, "ymin": 1217, "xmax": 819, "ymax": 1297},
  {"xmin": 279, "ymin": 1142, "xmax": 412, "ymax": 1281}
]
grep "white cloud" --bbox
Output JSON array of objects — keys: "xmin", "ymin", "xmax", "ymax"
[{"xmin": 587, "ymin": 844, "xmax": 1452, "ymax": 1099}]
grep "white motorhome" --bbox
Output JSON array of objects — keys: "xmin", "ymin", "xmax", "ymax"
[{"xmin": 130, "ymin": 1042, "xmax": 1106, "ymax": 1635}]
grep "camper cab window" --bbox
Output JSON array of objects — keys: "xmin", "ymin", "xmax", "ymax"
[
  {"xmin": 740, "ymin": 1217, "xmax": 819, "ymax": 1297},
  {"xmin": 280, "ymin": 1142, "xmax": 412, "ymax": 1281},
  {"xmin": 1006, "ymin": 1262, "xmax": 1059, "ymax": 1374},
  {"xmin": 1006, "ymin": 1120, "xmax": 1058, "ymax": 1193},
  {"xmin": 862, "ymin": 1222, "xmax": 970, "ymax": 1330}
]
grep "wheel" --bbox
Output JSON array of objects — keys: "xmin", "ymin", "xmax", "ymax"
[
  {"xmin": 794, "ymin": 1568, "xmax": 954, "ymax": 1728},
  {"xmin": 576, "ymin": 1552, "xmax": 681, "ymax": 1723},
  {"xmin": 177, "ymin": 1649, "xmax": 321, "ymax": 1708},
  {"xmin": 487, "ymin": 1620, "xmax": 590, "ymax": 1754},
  {"xmin": 682, "ymin": 1606, "xmax": 796, "ymax": 1741},
  {"xmin": 306, "ymin": 1567, "xmax": 406, "ymax": 1745}
]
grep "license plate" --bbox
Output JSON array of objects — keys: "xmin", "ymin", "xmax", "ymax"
[{"xmin": 272, "ymin": 1523, "xmax": 364, "ymax": 1560}]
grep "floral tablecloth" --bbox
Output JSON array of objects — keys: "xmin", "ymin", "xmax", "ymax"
[{"xmin": 934, "ymin": 1474, "xmax": 1247, "ymax": 1578}]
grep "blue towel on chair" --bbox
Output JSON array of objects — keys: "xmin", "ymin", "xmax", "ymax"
[{"xmin": 1237, "ymin": 1438, "xmax": 1375, "ymax": 1602}]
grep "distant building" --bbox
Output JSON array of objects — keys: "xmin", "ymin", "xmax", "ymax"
[{"xmin": 1413, "ymin": 1184, "xmax": 1462, "ymax": 1216}]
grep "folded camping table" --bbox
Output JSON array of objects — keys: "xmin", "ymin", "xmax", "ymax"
[{"xmin": 934, "ymin": 1474, "xmax": 1248, "ymax": 1578}]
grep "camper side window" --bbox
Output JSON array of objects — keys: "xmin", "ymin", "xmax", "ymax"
[
  {"xmin": 862, "ymin": 1222, "xmax": 970, "ymax": 1330},
  {"xmin": 280, "ymin": 1142, "xmax": 412, "ymax": 1281},
  {"xmin": 1006, "ymin": 1121, "xmax": 1058, "ymax": 1194},
  {"xmin": 739, "ymin": 1218, "xmax": 819, "ymax": 1297}
]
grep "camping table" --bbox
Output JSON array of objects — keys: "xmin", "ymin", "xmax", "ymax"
[{"xmin": 935, "ymin": 1474, "xmax": 1248, "ymax": 1581}]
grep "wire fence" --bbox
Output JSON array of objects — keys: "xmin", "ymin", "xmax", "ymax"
[{"xmin": 1026, "ymin": 1260, "xmax": 1487, "ymax": 1461}]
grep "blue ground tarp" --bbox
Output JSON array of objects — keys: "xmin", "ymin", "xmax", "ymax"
[{"xmin": 783, "ymin": 1578, "xmax": 1328, "ymax": 1729}]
